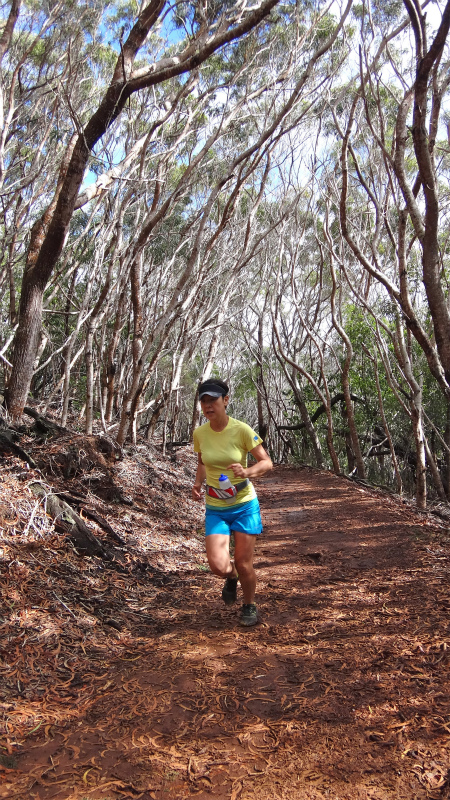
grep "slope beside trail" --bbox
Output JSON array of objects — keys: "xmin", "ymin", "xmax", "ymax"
[{"xmin": 3, "ymin": 465, "xmax": 450, "ymax": 800}]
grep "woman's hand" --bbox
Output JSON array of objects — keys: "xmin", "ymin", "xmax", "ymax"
[
  {"xmin": 228, "ymin": 463, "xmax": 247, "ymax": 479},
  {"xmin": 228, "ymin": 446, "xmax": 273, "ymax": 481},
  {"xmin": 192, "ymin": 454, "xmax": 206, "ymax": 501},
  {"xmin": 192, "ymin": 483, "xmax": 204, "ymax": 502}
]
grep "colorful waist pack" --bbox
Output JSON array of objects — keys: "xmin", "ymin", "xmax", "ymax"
[{"xmin": 205, "ymin": 478, "xmax": 249, "ymax": 503}]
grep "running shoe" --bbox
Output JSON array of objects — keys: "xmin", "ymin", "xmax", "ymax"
[
  {"xmin": 222, "ymin": 576, "xmax": 238, "ymax": 605},
  {"xmin": 239, "ymin": 603, "xmax": 258, "ymax": 626}
]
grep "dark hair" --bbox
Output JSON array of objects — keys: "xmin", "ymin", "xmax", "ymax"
[{"xmin": 198, "ymin": 378, "xmax": 229, "ymax": 396}]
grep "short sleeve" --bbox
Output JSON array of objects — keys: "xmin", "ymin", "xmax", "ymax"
[
  {"xmin": 193, "ymin": 428, "xmax": 200, "ymax": 453},
  {"xmin": 240, "ymin": 422, "xmax": 263, "ymax": 452}
]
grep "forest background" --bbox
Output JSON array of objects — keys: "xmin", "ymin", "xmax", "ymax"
[{"xmin": 1, "ymin": 0, "xmax": 450, "ymax": 511}]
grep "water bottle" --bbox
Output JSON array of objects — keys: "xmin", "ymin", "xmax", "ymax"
[{"xmin": 219, "ymin": 473, "xmax": 236, "ymax": 503}]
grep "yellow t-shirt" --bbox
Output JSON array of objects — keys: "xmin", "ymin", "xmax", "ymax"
[{"xmin": 193, "ymin": 417, "xmax": 263, "ymax": 508}]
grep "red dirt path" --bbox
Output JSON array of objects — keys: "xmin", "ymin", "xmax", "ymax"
[{"xmin": 3, "ymin": 466, "xmax": 450, "ymax": 800}]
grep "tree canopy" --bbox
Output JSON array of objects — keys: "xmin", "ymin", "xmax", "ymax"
[{"xmin": 1, "ymin": 0, "xmax": 450, "ymax": 509}]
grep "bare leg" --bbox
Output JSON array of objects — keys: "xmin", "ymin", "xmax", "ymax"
[
  {"xmin": 205, "ymin": 534, "xmax": 238, "ymax": 579},
  {"xmin": 233, "ymin": 531, "xmax": 257, "ymax": 604}
]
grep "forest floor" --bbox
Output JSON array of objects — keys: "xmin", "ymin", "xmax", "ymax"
[{"xmin": 1, "ymin": 426, "xmax": 450, "ymax": 800}]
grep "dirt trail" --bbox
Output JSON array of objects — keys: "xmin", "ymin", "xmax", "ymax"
[{"xmin": 5, "ymin": 467, "xmax": 450, "ymax": 800}]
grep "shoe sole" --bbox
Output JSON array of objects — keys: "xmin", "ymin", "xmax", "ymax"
[
  {"xmin": 239, "ymin": 615, "xmax": 258, "ymax": 626},
  {"xmin": 222, "ymin": 579, "xmax": 238, "ymax": 605},
  {"xmin": 222, "ymin": 591, "xmax": 237, "ymax": 605}
]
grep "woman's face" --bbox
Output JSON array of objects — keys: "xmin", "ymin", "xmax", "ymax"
[{"xmin": 200, "ymin": 394, "xmax": 228, "ymax": 421}]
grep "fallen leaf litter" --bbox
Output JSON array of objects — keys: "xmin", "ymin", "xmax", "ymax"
[{"xmin": 1, "ymin": 437, "xmax": 450, "ymax": 800}]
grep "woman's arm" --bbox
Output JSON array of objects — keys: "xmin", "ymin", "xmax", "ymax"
[
  {"xmin": 192, "ymin": 453, "xmax": 206, "ymax": 501},
  {"xmin": 228, "ymin": 444, "xmax": 273, "ymax": 480}
]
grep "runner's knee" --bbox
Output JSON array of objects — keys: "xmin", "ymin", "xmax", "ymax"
[
  {"xmin": 234, "ymin": 556, "xmax": 254, "ymax": 576},
  {"xmin": 208, "ymin": 562, "xmax": 226, "ymax": 577},
  {"xmin": 206, "ymin": 553, "xmax": 229, "ymax": 577}
]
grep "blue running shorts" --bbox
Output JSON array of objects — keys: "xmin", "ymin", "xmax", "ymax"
[{"xmin": 204, "ymin": 497, "xmax": 263, "ymax": 537}]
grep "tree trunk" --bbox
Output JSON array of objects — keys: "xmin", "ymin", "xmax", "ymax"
[
  {"xmin": 291, "ymin": 375, "xmax": 325, "ymax": 469},
  {"xmin": 411, "ymin": 395, "xmax": 427, "ymax": 510},
  {"xmin": 105, "ymin": 286, "xmax": 128, "ymax": 423},
  {"xmin": 328, "ymin": 251, "xmax": 365, "ymax": 478},
  {"xmin": 85, "ymin": 322, "xmax": 95, "ymax": 435},
  {"xmin": 405, "ymin": 0, "xmax": 450, "ymax": 383},
  {"xmin": 256, "ymin": 315, "xmax": 268, "ymax": 446},
  {"xmin": 424, "ymin": 435, "xmax": 446, "ymax": 502},
  {"xmin": 374, "ymin": 357, "xmax": 403, "ymax": 495},
  {"xmin": 30, "ymin": 482, "xmax": 116, "ymax": 559},
  {"xmin": 445, "ymin": 402, "xmax": 450, "ymax": 498},
  {"xmin": 4, "ymin": 280, "xmax": 44, "ymax": 418}
]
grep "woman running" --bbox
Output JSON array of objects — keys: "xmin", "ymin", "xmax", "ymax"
[{"xmin": 192, "ymin": 378, "xmax": 273, "ymax": 626}]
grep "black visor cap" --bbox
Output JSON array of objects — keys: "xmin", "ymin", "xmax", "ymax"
[{"xmin": 198, "ymin": 380, "xmax": 229, "ymax": 399}]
